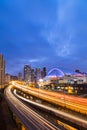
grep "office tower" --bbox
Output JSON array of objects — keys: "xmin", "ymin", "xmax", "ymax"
[
  {"xmin": 0, "ymin": 54, "xmax": 5, "ymax": 88},
  {"xmin": 42, "ymin": 67, "xmax": 46, "ymax": 78},
  {"xmin": 24, "ymin": 65, "xmax": 31, "ymax": 82},
  {"xmin": 35, "ymin": 68, "xmax": 41, "ymax": 81},
  {"xmin": 31, "ymin": 69, "xmax": 35, "ymax": 82},
  {"xmin": 18, "ymin": 72, "xmax": 22, "ymax": 81}
]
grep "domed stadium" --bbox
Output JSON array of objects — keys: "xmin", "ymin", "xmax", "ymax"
[
  {"xmin": 46, "ymin": 68, "xmax": 64, "ymax": 79},
  {"xmin": 42, "ymin": 68, "xmax": 64, "ymax": 87}
]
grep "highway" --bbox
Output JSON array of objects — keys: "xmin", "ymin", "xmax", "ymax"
[
  {"xmin": 13, "ymin": 87, "xmax": 87, "ymax": 129},
  {"xmin": 11, "ymin": 81, "xmax": 87, "ymax": 129},
  {"xmin": 13, "ymin": 82, "xmax": 87, "ymax": 115},
  {"xmin": 4, "ymin": 85, "xmax": 60, "ymax": 130}
]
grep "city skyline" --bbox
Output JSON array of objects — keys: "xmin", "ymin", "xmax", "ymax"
[{"xmin": 0, "ymin": 0, "xmax": 87, "ymax": 75}]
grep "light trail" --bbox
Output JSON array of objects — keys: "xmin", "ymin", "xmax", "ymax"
[
  {"xmin": 5, "ymin": 85, "xmax": 60, "ymax": 130},
  {"xmin": 13, "ymin": 82, "xmax": 87, "ymax": 115},
  {"xmin": 13, "ymin": 88, "xmax": 87, "ymax": 129}
]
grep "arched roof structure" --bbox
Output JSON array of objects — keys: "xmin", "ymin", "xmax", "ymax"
[{"xmin": 46, "ymin": 68, "xmax": 64, "ymax": 78}]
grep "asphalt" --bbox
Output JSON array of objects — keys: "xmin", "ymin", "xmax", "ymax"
[{"xmin": 0, "ymin": 92, "xmax": 18, "ymax": 130}]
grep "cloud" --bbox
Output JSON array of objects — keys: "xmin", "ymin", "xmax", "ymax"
[
  {"xmin": 29, "ymin": 57, "xmax": 47, "ymax": 63},
  {"xmin": 1, "ymin": 0, "xmax": 87, "ymax": 74},
  {"xmin": 6, "ymin": 57, "xmax": 48, "ymax": 75},
  {"xmin": 42, "ymin": 0, "xmax": 77, "ymax": 57},
  {"xmin": 58, "ymin": 0, "xmax": 76, "ymax": 22},
  {"xmin": 20, "ymin": 57, "xmax": 47, "ymax": 64}
]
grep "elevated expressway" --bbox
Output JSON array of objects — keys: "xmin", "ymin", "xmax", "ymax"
[
  {"xmin": 11, "ymin": 81, "xmax": 87, "ymax": 129},
  {"xmin": 5, "ymin": 85, "xmax": 61, "ymax": 130},
  {"xmin": 13, "ymin": 82, "xmax": 87, "ymax": 115}
]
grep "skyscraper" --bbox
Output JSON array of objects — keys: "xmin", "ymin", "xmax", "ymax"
[
  {"xmin": 0, "ymin": 54, "xmax": 5, "ymax": 88},
  {"xmin": 31, "ymin": 69, "xmax": 35, "ymax": 82},
  {"xmin": 42, "ymin": 67, "xmax": 46, "ymax": 77},
  {"xmin": 24, "ymin": 65, "xmax": 31, "ymax": 82},
  {"xmin": 35, "ymin": 68, "xmax": 41, "ymax": 81},
  {"xmin": 18, "ymin": 72, "xmax": 22, "ymax": 81}
]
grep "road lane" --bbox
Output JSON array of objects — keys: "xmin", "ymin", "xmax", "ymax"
[{"xmin": 5, "ymin": 85, "xmax": 60, "ymax": 130}]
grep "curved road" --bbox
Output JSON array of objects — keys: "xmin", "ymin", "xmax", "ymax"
[
  {"xmin": 4, "ymin": 85, "xmax": 60, "ymax": 130},
  {"xmin": 12, "ymin": 82, "xmax": 87, "ymax": 129}
]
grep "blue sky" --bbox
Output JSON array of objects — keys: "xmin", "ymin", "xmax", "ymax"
[{"xmin": 0, "ymin": 0, "xmax": 87, "ymax": 75}]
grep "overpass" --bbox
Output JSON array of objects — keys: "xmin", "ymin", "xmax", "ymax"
[
  {"xmin": 4, "ymin": 85, "xmax": 61, "ymax": 130},
  {"xmin": 4, "ymin": 81, "xmax": 87, "ymax": 129}
]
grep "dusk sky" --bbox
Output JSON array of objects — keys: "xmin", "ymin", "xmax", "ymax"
[{"xmin": 0, "ymin": 0, "xmax": 87, "ymax": 75}]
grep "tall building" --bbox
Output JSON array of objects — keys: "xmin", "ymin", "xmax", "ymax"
[
  {"xmin": 35, "ymin": 68, "xmax": 41, "ymax": 81},
  {"xmin": 31, "ymin": 69, "xmax": 35, "ymax": 82},
  {"xmin": 0, "ymin": 54, "xmax": 5, "ymax": 88},
  {"xmin": 41, "ymin": 67, "xmax": 46, "ymax": 78},
  {"xmin": 18, "ymin": 72, "xmax": 22, "ymax": 81},
  {"xmin": 24, "ymin": 65, "xmax": 31, "ymax": 82}
]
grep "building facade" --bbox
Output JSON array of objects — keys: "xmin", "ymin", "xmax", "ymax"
[
  {"xmin": 18, "ymin": 72, "xmax": 22, "ymax": 81},
  {"xmin": 35, "ymin": 68, "xmax": 41, "ymax": 81},
  {"xmin": 5, "ymin": 73, "xmax": 11, "ymax": 83},
  {"xmin": 0, "ymin": 54, "xmax": 5, "ymax": 88},
  {"xmin": 41, "ymin": 67, "xmax": 46, "ymax": 78},
  {"xmin": 24, "ymin": 65, "xmax": 31, "ymax": 82}
]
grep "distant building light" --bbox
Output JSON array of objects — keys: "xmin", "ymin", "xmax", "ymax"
[{"xmin": 39, "ymin": 79, "xmax": 43, "ymax": 82}]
